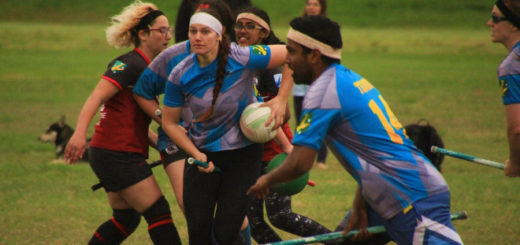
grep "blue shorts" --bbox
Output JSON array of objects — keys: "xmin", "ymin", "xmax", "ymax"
[{"xmin": 383, "ymin": 192, "xmax": 462, "ymax": 245}]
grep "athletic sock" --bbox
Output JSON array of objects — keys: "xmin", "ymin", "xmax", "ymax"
[
  {"xmin": 88, "ymin": 208, "xmax": 141, "ymax": 245},
  {"xmin": 143, "ymin": 195, "xmax": 182, "ymax": 245}
]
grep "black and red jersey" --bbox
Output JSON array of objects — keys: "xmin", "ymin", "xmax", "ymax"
[{"xmin": 90, "ymin": 48, "xmax": 152, "ymax": 157}]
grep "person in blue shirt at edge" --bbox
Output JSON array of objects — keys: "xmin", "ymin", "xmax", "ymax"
[
  {"xmin": 488, "ymin": 0, "xmax": 520, "ymax": 177},
  {"xmin": 160, "ymin": 4, "xmax": 292, "ymax": 245},
  {"xmin": 247, "ymin": 16, "xmax": 464, "ymax": 245}
]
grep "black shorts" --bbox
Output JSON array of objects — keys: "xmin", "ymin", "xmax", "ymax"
[
  {"xmin": 89, "ymin": 146, "xmax": 153, "ymax": 192},
  {"xmin": 160, "ymin": 145, "xmax": 188, "ymax": 168}
]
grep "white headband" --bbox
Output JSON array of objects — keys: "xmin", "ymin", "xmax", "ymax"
[
  {"xmin": 189, "ymin": 12, "xmax": 223, "ymax": 36},
  {"xmin": 286, "ymin": 28, "xmax": 342, "ymax": 60},
  {"xmin": 236, "ymin": 13, "xmax": 270, "ymax": 35}
]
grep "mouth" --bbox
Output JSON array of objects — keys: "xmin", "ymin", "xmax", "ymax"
[{"xmin": 238, "ymin": 36, "xmax": 249, "ymax": 43}]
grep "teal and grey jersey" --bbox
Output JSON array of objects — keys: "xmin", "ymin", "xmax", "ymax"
[
  {"xmin": 498, "ymin": 41, "xmax": 520, "ymax": 105},
  {"xmin": 164, "ymin": 43, "xmax": 271, "ymax": 152},
  {"xmin": 133, "ymin": 41, "xmax": 191, "ymax": 151},
  {"xmin": 292, "ymin": 63, "xmax": 449, "ymax": 220}
]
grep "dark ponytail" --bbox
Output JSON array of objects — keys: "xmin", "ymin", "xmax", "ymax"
[
  {"xmin": 192, "ymin": 4, "xmax": 234, "ymax": 122},
  {"xmin": 194, "ymin": 34, "xmax": 230, "ymax": 122}
]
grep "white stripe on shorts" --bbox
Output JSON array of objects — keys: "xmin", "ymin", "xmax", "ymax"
[{"xmin": 413, "ymin": 216, "xmax": 463, "ymax": 245}]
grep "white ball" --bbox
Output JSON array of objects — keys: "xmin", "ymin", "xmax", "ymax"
[{"xmin": 240, "ymin": 102, "xmax": 277, "ymax": 143}]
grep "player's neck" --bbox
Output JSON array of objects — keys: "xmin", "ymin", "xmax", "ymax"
[{"xmin": 311, "ymin": 62, "xmax": 330, "ymax": 81}]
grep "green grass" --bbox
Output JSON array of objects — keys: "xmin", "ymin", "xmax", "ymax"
[
  {"xmin": 1, "ymin": 0, "xmax": 519, "ymax": 244},
  {"xmin": 2, "ymin": 0, "xmax": 493, "ymax": 29}
]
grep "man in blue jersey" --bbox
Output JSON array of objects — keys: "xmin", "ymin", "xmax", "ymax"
[{"xmin": 247, "ymin": 16, "xmax": 463, "ymax": 244}]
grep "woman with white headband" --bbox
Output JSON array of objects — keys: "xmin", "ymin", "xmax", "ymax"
[
  {"xmin": 234, "ymin": 6, "xmax": 332, "ymax": 244},
  {"xmin": 161, "ymin": 5, "xmax": 289, "ymax": 245}
]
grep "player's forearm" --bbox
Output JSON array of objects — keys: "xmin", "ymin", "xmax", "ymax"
[
  {"xmin": 277, "ymin": 64, "xmax": 294, "ymax": 100},
  {"xmin": 162, "ymin": 106, "xmax": 199, "ymax": 157},
  {"xmin": 265, "ymin": 146, "xmax": 314, "ymax": 185},
  {"xmin": 507, "ymin": 126, "xmax": 520, "ymax": 176},
  {"xmin": 352, "ymin": 186, "xmax": 368, "ymax": 211},
  {"xmin": 74, "ymin": 95, "xmax": 102, "ymax": 136},
  {"xmin": 134, "ymin": 94, "xmax": 161, "ymax": 124}
]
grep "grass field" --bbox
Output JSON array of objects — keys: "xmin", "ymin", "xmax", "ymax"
[{"xmin": 1, "ymin": 0, "xmax": 519, "ymax": 244}]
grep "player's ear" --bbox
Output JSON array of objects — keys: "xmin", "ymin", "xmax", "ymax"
[
  {"xmin": 309, "ymin": 49, "xmax": 322, "ymax": 64},
  {"xmin": 138, "ymin": 29, "xmax": 150, "ymax": 41}
]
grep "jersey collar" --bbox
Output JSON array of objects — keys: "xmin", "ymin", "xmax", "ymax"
[{"xmin": 134, "ymin": 48, "xmax": 151, "ymax": 64}]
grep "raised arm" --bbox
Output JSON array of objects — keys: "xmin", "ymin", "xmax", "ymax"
[{"xmin": 264, "ymin": 44, "xmax": 293, "ymax": 128}]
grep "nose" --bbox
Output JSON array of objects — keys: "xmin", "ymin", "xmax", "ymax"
[{"xmin": 487, "ymin": 18, "xmax": 494, "ymax": 27}]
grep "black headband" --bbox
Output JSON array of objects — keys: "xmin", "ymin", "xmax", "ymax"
[
  {"xmin": 134, "ymin": 9, "xmax": 164, "ymax": 31},
  {"xmin": 496, "ymin": 0, "xmax": 520, "ymax": 28}
]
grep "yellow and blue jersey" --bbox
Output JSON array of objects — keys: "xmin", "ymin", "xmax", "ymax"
[
  {"xmin": 498, "ymin": 41, "xmax": 520, "ymax": 105},
  {"xmin": 292, "ymin": 63, "xmax": 449, "ymax": 220},
  {"xmin": 164, "ymin": 43, "xmax": 271, "ymax": 152}
]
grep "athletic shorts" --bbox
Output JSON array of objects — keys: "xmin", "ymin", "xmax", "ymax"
[
  {"xmin": 384, "ymin": 191, "xmax": 463, "ymax": 245},
  {"xmin": 89, "ymin": 146, "xmax": 153, "ymax": 192},
  {"xmin": 160, "ymin": 144, "xmax": 188, "ymax": 168}
]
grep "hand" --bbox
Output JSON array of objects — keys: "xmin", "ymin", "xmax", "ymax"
[
  {"xmin": 342, "ymin": 206, "xmax": 370, "ymax": 241},
  {"xmin": 504, "ymin": 159, "xmax": 520, "ymax": 177},
  {"xmin": 261, "ymin": 96, "xmax": 286, "ymax": 129},
  {"xmin": 192, "ymin": 152, "xmax": 215, "ymax": 174},
  {"xmin": 246, "ymin": 175, "xmax": 271, "ymax": 199},
  {"xmin": 282, "ymin": 144, "xmax": 294, "ymax": 154},
  {"xmin": 64, "ymin": 133, "xmax": 87, "ymax": 164},
  {"xmin": 177, "ymin": 124, "xmax": 188, "ymax": 134}
]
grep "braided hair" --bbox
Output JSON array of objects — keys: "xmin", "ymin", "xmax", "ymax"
[{"xmin": 192, "ymin": 4, "xmax": 234, "ymax": 122}]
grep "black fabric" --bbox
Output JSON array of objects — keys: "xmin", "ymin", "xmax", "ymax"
[
  {"xmin": 102, "ymin": 50, "xmax": 148, "ymax": 90},
  {"xmin": 160, "ymin": 146, "xmax": 188, "ymax": 168},
  {"xmin": 89, "ymin": 146, "xmax": 152, "ymax": 192},
  {"xmin": 183, "ymin": 143, "xmax": 263, "ymax": 245},
  {"xmin": 143, "ymin": 196, "xmax": 182, "ymax": 245},
  {"xmin": 247, "ymin": 161, "xmax": 330, "ymax": 244},
  {"xmin": 88, "ymin": 208, "xmax": 141, "ymax": 245},
  {"xmin": 135, "ymin": 10, "xmax": 165, "ymax": 31}
]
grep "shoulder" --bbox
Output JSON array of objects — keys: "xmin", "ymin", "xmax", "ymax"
[
  {"xmin": 170, "ymin": 54, "xmax": 196, "ymax": 82},
  {"xmin": 305, "ymin": 65, "xmax": 340, "ymax": 109},
  {"xmin": 159, "ymin": 41, "xmax": 190, "ymax": 61},
  {"xmin": 499, "ymin": 45, "xmax": 520, "ymax": 77}
]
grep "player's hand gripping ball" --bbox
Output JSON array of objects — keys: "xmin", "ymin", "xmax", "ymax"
[
  {"xmin": 265, "ymin": 153, "xmax": 309, "ymax": 195},
  {"xmin": 240, "ymin": 102, "xmax": 277, "ymax": 143}
]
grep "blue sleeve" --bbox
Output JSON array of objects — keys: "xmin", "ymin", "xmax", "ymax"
[
  {"xmin": 292, "ymin": 109, "xmax": 339, "ymax": 150},
  {"xmin": 246, "ymin": 45, "xmax": 271, "ymax": 70},
  {"xmin": 501, "ymin": 74, "xmax": 520, "ymax": 105},
  {"xmin": 163, "ymin": 80, "xmax": 185, "ymax": 107},
  {"xmin": 133, "ymin": 68, "xmax": 165, "ymax": 99}
]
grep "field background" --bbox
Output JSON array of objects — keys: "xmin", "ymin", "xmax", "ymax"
[{"xmin": 1, "ymin": 0, "xmax": 518, "ymax": 244}]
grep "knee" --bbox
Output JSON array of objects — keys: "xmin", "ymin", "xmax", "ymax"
[
  {"xmin": 112, "ymin": 208, "xmax": 141, "ymax": 233},
  {"xmin": 142, "ymin": 195, "xmax": 172, "ymax": 224}
]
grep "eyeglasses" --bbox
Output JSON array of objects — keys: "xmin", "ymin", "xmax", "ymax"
[
  {"xmin": 491, "ymin": 14, "xmax": 508, "ymax": 24},
  {"xmin": 234, "ymin": 22, "xmax": 263, "ymax": 32},
  {"xmin": 149, "ymin": 26, "xmax": 174, "ymax": 36}
]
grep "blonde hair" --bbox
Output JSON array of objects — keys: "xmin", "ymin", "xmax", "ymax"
[{"xmin": 106, "ymin": 0, "xmax": 159, "ymax": 49}]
